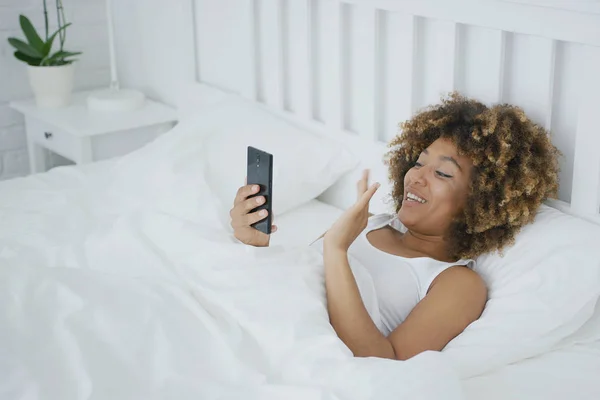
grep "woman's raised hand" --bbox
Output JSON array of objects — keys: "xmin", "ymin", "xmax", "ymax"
[{"xmin": 323, "ymin": 169, "xmax": 379, "ymax": 252}]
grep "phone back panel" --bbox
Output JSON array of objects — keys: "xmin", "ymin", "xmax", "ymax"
[{"xmin": 247, "ymin": 146, "xmax": 273, "ymax": 234}]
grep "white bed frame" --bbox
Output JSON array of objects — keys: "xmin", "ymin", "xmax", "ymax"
[{"xmin": 175, "ymin": 0, "xmax": 600, "ymax": 225}]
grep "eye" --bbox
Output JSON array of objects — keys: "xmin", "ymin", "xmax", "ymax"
[
  {"xmin": 414, "ymin": 161, "xmax": 423, "ymax": 168},
  {"xmin": 436, "ymin": 171, "xmax": 453, "ymax": 178}
]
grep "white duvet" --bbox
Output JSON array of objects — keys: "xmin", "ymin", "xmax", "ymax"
[
  {"xmin": 0, "ymin": 162, "xmax": 464, "ymax": 400},
  {"xmin": 3, "ymin": 115, "xmax": 600, "ymax": 399}
]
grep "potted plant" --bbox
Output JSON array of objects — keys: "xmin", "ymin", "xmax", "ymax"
[{"xmin": 7, "ymin": 0, "xmax": 82, "ymax": 108}]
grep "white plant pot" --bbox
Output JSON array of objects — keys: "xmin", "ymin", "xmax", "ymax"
[{"xmin": 27, "ymin": 63, "xmax": 75, "ymax": 108}]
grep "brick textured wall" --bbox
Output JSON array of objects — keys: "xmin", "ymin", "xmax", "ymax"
[{"xmin": 0, "ymin": 0, "xmax": 110, "ymax": 180}]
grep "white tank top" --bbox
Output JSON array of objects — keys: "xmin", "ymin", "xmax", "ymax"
[{"xmin": 310, "ymin": 213, "xmax": 475, "ymax": 336}]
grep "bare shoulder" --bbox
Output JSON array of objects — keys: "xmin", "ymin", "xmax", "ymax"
[
  {"xmin": 387, "ymin": 264, "xmax": 487, "ymax": 359},
  {"xmin": 430, "ymin": 266, "xmax": 488, "ymax": 303},
  {"xmin": 424, "ymin": 266, "xmax": 487, "ymax": 327},
  {"xmin": 436, "ymin": 265, "xmax": 486, "ymax": 290}
]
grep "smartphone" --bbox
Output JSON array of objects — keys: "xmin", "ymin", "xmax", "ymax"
[{"xmin": 247, "ymin": 146, "xmax": 273, "ymax": 235}]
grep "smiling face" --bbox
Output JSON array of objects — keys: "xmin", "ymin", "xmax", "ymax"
[{"xmin": 398, "ymin": 138, "xmax": 474, "ymax": 236}]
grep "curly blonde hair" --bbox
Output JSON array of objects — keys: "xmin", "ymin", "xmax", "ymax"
[{"xmin": 386, "ymin": 92, "xmax": 561, "ymax": 259}]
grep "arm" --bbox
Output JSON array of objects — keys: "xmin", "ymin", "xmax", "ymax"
[
  {"xmin": 321, "ymin": 170, "xmax": 486, "ymax": 359},
  {"xmin": 325, "ymin": 252, "xmax": 487, "ymax": 360},
  {"xmin": 324, "ymin": 247, "xmax": 393, "ymax": 357},
  {"xmin": 386, "ymin": 266, "xmax": 487, "ymax": 359}
]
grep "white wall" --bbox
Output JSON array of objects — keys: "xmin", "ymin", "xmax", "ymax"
[
  {"xmin": 111, "ymin": 0, "xmax": 195, "ymax": 108},
  {"xmin": 0, "ymin": 0, "xmax": 110, "ymax": 180}
]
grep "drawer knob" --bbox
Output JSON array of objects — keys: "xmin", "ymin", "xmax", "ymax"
[{"xmin": 44, "ymin": 131, "xmax": 53, "ymax": 139}]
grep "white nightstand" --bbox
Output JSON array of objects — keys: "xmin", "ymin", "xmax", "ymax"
[{"xmin": 10, "ymin": 91, "xmax": 178, "ymax": 174}]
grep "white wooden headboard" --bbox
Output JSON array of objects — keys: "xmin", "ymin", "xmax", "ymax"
[{"xmin": 179, "ymin": 0, "xmax": 600, "ymax": 223}]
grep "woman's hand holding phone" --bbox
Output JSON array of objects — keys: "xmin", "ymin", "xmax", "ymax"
[{"xmin": 230, "ymin": 181, "xmax": 277, "ymax": 247}]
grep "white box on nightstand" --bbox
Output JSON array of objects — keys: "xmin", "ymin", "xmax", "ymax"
[{"xmin": 10, "ymin": 91, "xmax": 178, "ymax": 174}]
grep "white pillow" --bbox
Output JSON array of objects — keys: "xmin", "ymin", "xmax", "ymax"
[
  {"xmin": 443, "ymin": 204, "xmax": 600, "ymax": 378},
  {"xmin": 104, "ymin": 106, "xmax": 225, "ymax": 226},
  {"xmin": 199, "ymin": 97, "xmax": 358, "ymax": 219},
  {"xmin": 269, "ymin": 199, "xmax": 343, "ymax": 247},
  {"xmin": 106, "ymin": 96, "xmax": 356, "ymax": 229}
]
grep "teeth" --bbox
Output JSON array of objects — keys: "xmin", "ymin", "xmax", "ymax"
[{"xmin": 407, "ymin": 192, "xmax": 426, "ymax": 204}]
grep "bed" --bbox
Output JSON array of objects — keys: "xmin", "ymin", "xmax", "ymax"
[{"xmin": 3, "ymin": 0, "xmax": 600, "ymax": 399}]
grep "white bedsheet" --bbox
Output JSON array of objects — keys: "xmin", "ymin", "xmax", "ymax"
[{"xmin": 0, "ymin": 162, "xmax": 463, "ymax": 400}]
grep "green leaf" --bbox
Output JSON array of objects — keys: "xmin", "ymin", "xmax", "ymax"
[
  {"xmin": 42, "ymin": 23, "xmax": 72, "ymax": 56},
  {"xmin": 55, "ymin": 51, "xmax": 81, "ymax": 59},
  {"xmin": 14, "ymin": 51, "xmax": 42, "ymax": 66},
  {"xmin": 41, "ymin": 50, "xmax": 81, "ymax": 66},
  {"xmin": 7, "ymin": 37, "xmax": 43, "ymax": 58},
  {"xmin": 41, "ymin": 35, "xmax": 54, "ymax": 57},
  {"xmin": 19, "ymin": 15, "xmax": 44, "ymax": 53}
]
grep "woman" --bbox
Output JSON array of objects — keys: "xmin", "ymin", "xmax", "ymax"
[{"xmin": 229, "ymin": 93, "xmax": 560, "ymax": 361}]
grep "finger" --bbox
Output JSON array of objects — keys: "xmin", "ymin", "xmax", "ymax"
[
  {"xmin": 356, "ymin": 169, "xmax": 369, "ymax": 199},
  {"xmin": 244, "ymin": 209, "xmax": 269, "ymax": 227},
  {"xmin": 231, "ymin": 208, "xmax": 268, "ymax": 228},
  {"xmin": 271, "ymin": 224, "xmax": 278, "ymax": 233},
  {"xmin": 234, "ymin": 184, "xmax": 260, "ymax": 206},
  {"xmin": 240, "ymin": 196, "xmax": 265, "ymax": 213},
  {"xmin": 358, "ymin": 182, "xmax": 380, "ymax": 207},
  {"xmin": 231, "ymin": 197, "xmax": 268, "ymax": 227}
]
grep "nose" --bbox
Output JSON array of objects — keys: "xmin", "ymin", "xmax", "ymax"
[{"xmin": 409, "ymin": 165, "xmax": 428, "ymax": 186}]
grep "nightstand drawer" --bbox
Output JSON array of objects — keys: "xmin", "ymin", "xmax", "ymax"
[
  {"xmin": 26, "ymin": 117, "xmax": 80, "ymax": 161},
  {"xmin": 12, "ymin": 92, "xmax": 177, "ymax": 174}
]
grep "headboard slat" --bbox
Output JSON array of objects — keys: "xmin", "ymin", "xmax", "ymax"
[
  {"xmin": 348, "ymin": 4, "xmax": 378, "ymax": 141},
  {"xmin": 257, "ymin": 0, "xmax": 285, "ymax": 108},
  {"xmin": 454, "ymin": 26, "xmax": 506, "ymax": 105},
  {"xmin": 239, "ymin": 0, "xmax": 258, "ymax": 100},
  {"xmin": 286, "ymin": 0, "xmax": 312, "ymax": 119},
  {"xmin": 319, "ymin": 0, "xmax": 344, "ymax": 131},
  {"xmin": 570, "ymin": 45, "xmax": 600, "ymax": 216},
  {"xmin": 414, "ymin": 18, "xmax": 459, "ymax": 109},
  {"xmin": 503, "ymin": 33, "xmax": 556, "ymax": 129},
  {"xmin": 379, "ymin": 11, "xmax": 417, "ymax": 143},
  {"xmin": 543, "ymin": 40, "xmax": 557, "ymax": 132}
]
